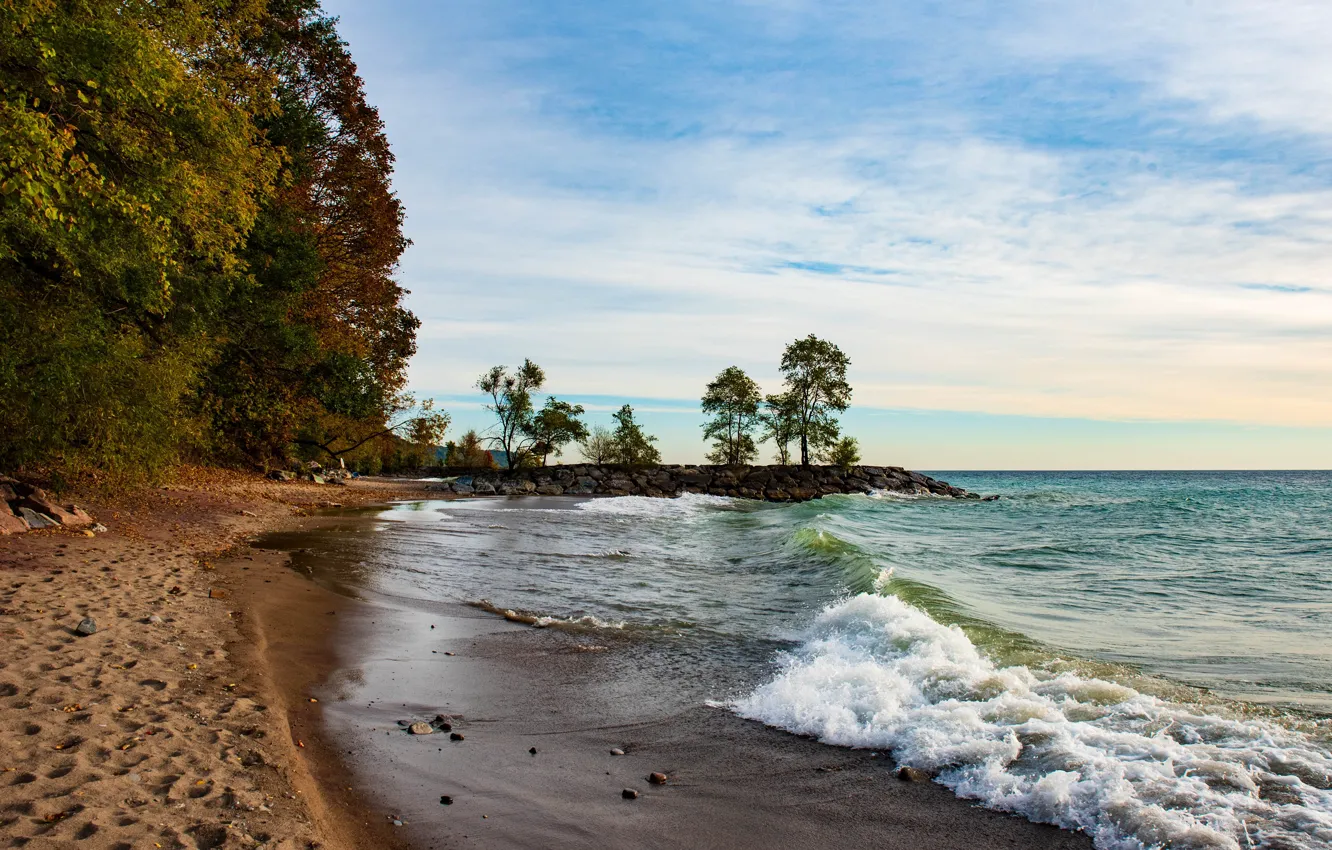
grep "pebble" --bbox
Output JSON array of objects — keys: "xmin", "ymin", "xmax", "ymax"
[
  {"xmin": 408, "ymin": 722, "xmax": 433, "ymax": 735},
  {"xmin": 450, "ymin": 732, "xmax": 464, "ymax": 741},
  {"xmin": 439, "ymin": 795, "xmax": 453, "ymax": 805},
  {"xmin": 529, "ymin": 747, "xmax": 538, "ymax": 755},
  {"xmin": 897, "ymin": 766, "xmax": 931, "ymax": 783},
  {"xmin": 622, "ymin": 788, "xmax": 639, "ymax": 799},
  {"xmin": 648, "ymin": 772, "xmax": 667, "ymax": 785},
  {"xmin": 75, "ymin": 617, "xmax": 96, "ymax": 636},
  {"xmin": 147, "ymin": 614, "xmax": 163, "ymax": 625},
  {"xmin": 610, "ymin": 748, "xmax": 625, "ymax": 756}
]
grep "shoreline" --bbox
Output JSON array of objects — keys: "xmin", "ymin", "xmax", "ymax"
[
  {"xmin": 1, "ymin": 473, "xmax": 1090, "ymax": 849},
  {"xmin": 265, "ymin": 495, "xmax": 1095, "ymax": 850}
]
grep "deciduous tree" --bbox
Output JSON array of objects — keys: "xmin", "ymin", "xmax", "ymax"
[
  {"xmin": 701, "ymin": 366, "xmax": 762, "ymax": 465},
  {"xmin": 610, "ymin": 405, "xmax": 661, "ymax": 465},
  {"xmin": 579, "ymin": 426, "xmax": 615, "ymax": 463},
  {"xmin": 778, "ymin": 335, "xmax": 852, "ymax": 466},
  {"xmin": 524, "ymin": 398, "xmax": 588, "ymax": 465}
]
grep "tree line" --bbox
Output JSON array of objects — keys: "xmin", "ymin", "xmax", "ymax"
[
  {"xmin": 1, "ymin": 0, "xmax": 442, "ymax": 485},
  {"xmin": 458, "ymin": 334, "xmax": 859, "ymax": 470}
]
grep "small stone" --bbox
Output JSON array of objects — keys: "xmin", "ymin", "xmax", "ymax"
[
  {"xmin": 409, "ymin": 722, "xmax": 433, "ymax": 735},
  {"xmin": 529, "ymin": 747, "xmax": 538, "ymax": 755},
  {"xmin": 450, "ymin": 732, "xmax": 464, "ymax": 741},
  {"xmin": 897, "ymin": 766, "xmax": 931, "ymax": 783},
  {"xmin": 648, "ymin": 772, "xmax": 667, "ymax": 785},
  {"xmin": 439, "ymin": 795, "xmax": 453, "ymax": 805},
  {"xmin": 147, "ymin": 615, "xmax": 163, "ymax": 624},
  {"xmin": 392, "ymin": 819, "xmax": 403, "ymax": 827},
  {"xmin": 90, "ymin": 523, "xmax": 108, "ymax": 533},
  {"xmin": 208, "ymin": 588, "xmax": 227, "ymax": 599},
  {"xmin": 610, "ymin": 748, "xmax": 625, "ymax": 756},
  {"xmin": 622, "ymin": 789, "xmax": 639, "ymax": 800},
  {"xmin": 75, "ymin": 617, "xmax": 96, "ymax": 636},
  {"xmin": 397, "ymin": 720, "xmax": 410, "ymax": 727}
]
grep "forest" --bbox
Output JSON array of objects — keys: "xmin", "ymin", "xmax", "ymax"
[{"xmin": 0, "ymin": 0, "xmax": 442, "ymax": 486}]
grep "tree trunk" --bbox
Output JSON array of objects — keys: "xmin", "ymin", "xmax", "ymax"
[{"xmin": 800, "ymin": 433, "xmax": 809, "ymax": 466}]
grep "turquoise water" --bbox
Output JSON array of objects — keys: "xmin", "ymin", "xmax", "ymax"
[{"xmin": 271, "ymin": 471, "xmax": 1332, "ymax": 849}]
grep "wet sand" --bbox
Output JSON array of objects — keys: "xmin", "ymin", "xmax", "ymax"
[{"xmin": 279, "ymin": 506, "xmax": 1096, "ymax": 850}]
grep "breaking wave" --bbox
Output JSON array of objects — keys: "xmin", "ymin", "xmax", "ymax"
[{"xmin": 732, "ymin": 594, "xmax": 1332, "ymax": 850}]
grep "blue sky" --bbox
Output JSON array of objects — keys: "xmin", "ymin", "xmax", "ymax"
[{"xmin": 326, "ymin": 0, "xmax": 1332, "ymax": 467}]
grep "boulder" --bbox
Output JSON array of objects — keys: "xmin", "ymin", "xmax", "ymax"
[
  {"xmin": 0, "ymin": 483, "xmax": 15, "ymax": 503},
  {"xmin": 0, "ymin": 512, "xmax": 29, "ymax": 535},
  {"xmin": 472, "ymin": 482, "xmax": 496, "ymax": 496},
  {"xmin": 18, "ymin": 507, "xmax": 57, "ymax": 529}
]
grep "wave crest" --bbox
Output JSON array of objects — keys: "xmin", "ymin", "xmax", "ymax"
[{"xmin": 732, "ymin": 594, "xmax": 1332, "ymax": 850}]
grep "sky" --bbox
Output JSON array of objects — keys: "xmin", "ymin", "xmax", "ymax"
[{"xmin": 324, "ymin": 0, "xmax": 1332, "ymax": 468}]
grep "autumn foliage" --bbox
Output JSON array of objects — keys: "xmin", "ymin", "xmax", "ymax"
[{"xmin": 0, "ymin": 0, "xmax": 433, "ymax": 484}]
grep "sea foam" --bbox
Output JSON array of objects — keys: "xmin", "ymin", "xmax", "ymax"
[{"xmin": 732, "ymin": 593, "xmax": 1332, "ymax": 850}]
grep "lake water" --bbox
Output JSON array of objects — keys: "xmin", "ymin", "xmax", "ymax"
[{"xmin": 276, "ymin": 471, "xmax": 1332, "ymax": 850}]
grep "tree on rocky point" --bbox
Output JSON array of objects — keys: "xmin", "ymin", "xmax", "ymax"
[
  {"xmin": 821, "ymin": 436, "xmax": 861, "ymax": 470},
  {"xmin": 610, "ymin": 405, "xmax": 661, "ymax": 465},
  {"xmin": 760, "ymin": 392, "xmax": 800, "ymax": 465},
  {"xmin": 701, "ymin": 366, "xmax": 762, "ymax": 465},
  {"xmin": 477, "ymin": 360, "xmax": 545, "ymax": 467},
  {"xmin": 524, "ymin": 398, "xmax": 588, "ymax": 465},
  {"xmin": 579, "ymin": 426, "xmax": 616, "ymax": 463},
  {"xmin": 778, "ymin": 335, "xmax": 852, "ymax": 465}
]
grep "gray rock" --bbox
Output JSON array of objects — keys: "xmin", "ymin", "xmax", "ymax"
[
  {"xmin": 18, "ymin": 507, "xmax": 57, "ymax": 529},
  {"xmin": 75, "ymin": 617, "xmax": 97, "ymax": 636}
]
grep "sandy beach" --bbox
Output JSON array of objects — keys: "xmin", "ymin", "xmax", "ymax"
[
  {"xmin": 1, "ymin": 472, "xmax": 1095, "ymax": 849},
  {"xmin": 0, "ymin": 471, "xmax": 425, "ymax": 849}
]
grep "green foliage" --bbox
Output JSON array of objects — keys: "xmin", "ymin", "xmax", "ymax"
[
  {"xmin": 701, "ymin": 365, "xmax": 762, "ymax": 465},
  {"xmin": 821, "ymin": 436, "xmax": 861, "ymax": 470},
  {"xmin": 760, "ymin": 391, "xmax": 800, "ymax": 466},
  {"xmin": 578, "ymin": 425, "xmax": 615, "ymax": 463},
  {"xmin": 477, "ymin": 360, "xmax": 586, "ymax": 467},
  {"xmin": 0, "ymin": 0, "xmax": 281, "ymax": 482},
  {"xmin": 477, "ymin": 359, "xmax": 544, "ymax": 468},
  {"xmin": 0, "ymin": 0, "xmax": 429, "ymax": 485},
  {"xmin": 609, "ymin": 404, "xmax": 661, "ymax": 465},
  {"xmin": 524, "ymin": 398, "xmax": 588, "ymax": 465},
  {"xmin": 779, "ymin": 334, "xmax": 852, "ymax": 466}
]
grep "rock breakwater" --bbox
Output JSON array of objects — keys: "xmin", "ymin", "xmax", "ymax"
[{"xmin": 423, "ymin": 465, "xmax": 987, "ymax": 502}]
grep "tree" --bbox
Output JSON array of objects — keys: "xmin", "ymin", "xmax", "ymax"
[
  {"xmin": 579, "ymin": 426, "xmax": 616, "ymax": 463},
  {"xmin": 444, "ymin": 430, "xmax": 495, "ymax": 468},
  {"xmin": 295, "ymin": 395, "xmax": 448, "ymax": 463},
  {"xmin": 524, "ymin": 398, "xmax": 588, "ymax": 465},
  {"xmin": 0, "ymin": 0, "xmax": 281, "ymax": 482},
  {"xmin": 760, "ymin": 392, "xmax": 800, "ymax": 465},
  {"xmin": 609, "ymin": 405, "xmax": 661, "ymax": 465},
  {"xmin": 822, "ymin": 436, "xmax": 861, "ymax": 470},
  {"xmin": 779, "ymin": 335, "xmax": 852, "ymax": 466},
  {"xmin": 701, "ymin": 366, "xmax": 762, "ymax": 465},
  {"xmin": 477, "ymin": 360, "xmax": 544, "ymax": 467}
]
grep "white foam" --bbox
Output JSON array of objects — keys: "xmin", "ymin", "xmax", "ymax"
[
  {"xmin": 575, "ymin": 492, "xmax": 736, "ymax": 519},
  {"xmin": 732, "ymin": 594, "xmax": 1332, "ymax": 850}
]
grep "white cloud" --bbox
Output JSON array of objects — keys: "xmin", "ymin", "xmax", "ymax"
[{"xmin": 330, "ymin": 0, "xmax": 1332, "ymax": 449}]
